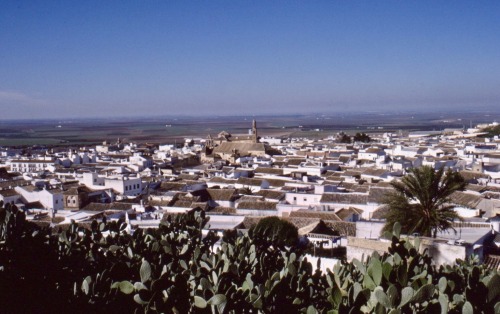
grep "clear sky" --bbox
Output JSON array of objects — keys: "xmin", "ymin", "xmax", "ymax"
[{"xmin": 1, "ymin": 1, "xmax": 500, "ymax": 119}]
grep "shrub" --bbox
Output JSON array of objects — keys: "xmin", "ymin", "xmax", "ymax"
[
  {"xmin": 248, "ymin": 216, "xmax": 299, "ymax": 247},
  {"xmin": 0, "ymin": 200, "xmax": 499, "ymax": 313}
]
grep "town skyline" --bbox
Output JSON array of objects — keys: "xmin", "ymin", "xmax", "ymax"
[{"xmin": 1, "ymin": 1, "xmax": 500, "ymax": 119}]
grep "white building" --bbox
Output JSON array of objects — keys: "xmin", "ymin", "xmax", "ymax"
[
  {"xmin": 9, "ymin": 159, "xmax": 55, "ymax": 173},
  {"xmin": 14, "ymin": 185, "xmax": 64, "ymax": 211},
  {"xmin": 105, "ymin": 177, "xmax": 142, "ymax": 196},
  {"xmin": 80, "ymin": 172, "xmax": 142, "ymax": 196}
]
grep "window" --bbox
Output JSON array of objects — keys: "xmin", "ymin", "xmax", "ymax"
[{"xmin": 293, "ymin": 197, "xmax": 297, "ymax": 201}]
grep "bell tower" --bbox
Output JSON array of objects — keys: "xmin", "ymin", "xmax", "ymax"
[{"xmin": 252, "ymin": 119, "xmax": 258, "ymax": 143}]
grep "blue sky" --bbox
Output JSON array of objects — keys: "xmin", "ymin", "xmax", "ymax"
[{"xmin": 1, "ymin": 1, "xmax": 499, "ymax": 119}]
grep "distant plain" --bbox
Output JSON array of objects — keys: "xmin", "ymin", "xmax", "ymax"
[{"xmin": 0, "ymin": 111, "xmax": 499, "ymax": 147}]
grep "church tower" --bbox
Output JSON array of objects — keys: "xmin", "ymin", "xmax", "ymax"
[
  {"xmin": 252, "ymin": 119, "xmax": 258, "ymax": 143},
  {"xmin": 206, "ymin": 134, "xmax": 214, "ymax": 148}
]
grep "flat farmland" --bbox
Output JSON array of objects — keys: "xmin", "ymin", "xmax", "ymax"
[
  {"xmin": 0, "ymin": 111, "xmax": 498, "ymax": 147},
  {"xmin": 0, "ymin": 117, "xmax": 289, "ymax": 147}
]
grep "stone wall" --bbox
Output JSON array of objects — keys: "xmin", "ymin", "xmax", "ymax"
[
  {"xmin": 346, "ymin": 237, "xmax": 391, "ymax": 261},
  {"xmin": 355, "ymin": 221, "xmax": 385, "ymax": 239},
  {"xmin": 419, "ymin": 238, "xmax": 469, "ymax": 266},
  {"xmin": 304, "ymin": 254, "xmax": 339, "ymax": 273},
  {"xmin": 347, "ymin": 236, "xmax": 477, "ymax": 266}
]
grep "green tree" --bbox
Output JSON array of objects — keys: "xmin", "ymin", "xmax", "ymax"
[
  {"xmin": 337, "ymin": 132, "xmax": 351, "ymax": 143},
  {"xmin": 353, "ymin": 132, "xmax": 371, "ymax": 143},
  {"xmin": 238, "ymin": 186, "xmax": 254, "ymax": 195},
  {"xmin": 249, "ymin": 216, "xmax": 298, "ymax": 247},
  {"xmin": 1, "ymin": 201, "xmax": 500, "ymax": 312},
  {"xmin": 382, "ymin": 166, "xmax": 467, "ymax": 238}
]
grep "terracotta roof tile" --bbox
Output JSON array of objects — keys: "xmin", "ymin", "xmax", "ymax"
[
  {"xmin": 320, "ymin": 193, "xmax": 368, "ymax": 204},
  {"xmin": 237, "ymin": 177, "xmax": 263, "ymax": 186},
  {"xmin": 255, "ymin": 167, "xmax": 284, "ymax": 175},
  {"xmin": 237, "ymin": 201, "xmax": 277, "ymax": 210},
  {"xmin": 254, "ymin": 189, "xmax": 285, "ymax": 200},
  {"xmin": 368, "ymin": 187, "xmax": 394, "ymax": 203},
  {"xmin": 0, "ymin": 189, "xmax": 19, "ymax": 197},
  {"xmin": 210, "ymin": 206, "xmax": 236, "ymax": 214},
  {"xmin": 335, "ymin": 207, "xmax": 363, "ymax": 220},
  {"xmin": 207, "ymin": 188, "xmax": 238, "ymax": 201},
  {"xmin": 450, "ymin": 191, "xmax": 483, "ymax": 208},
  {"xmin": 289, "ymin": 211, "xmax": 342, "ymax": 221}
]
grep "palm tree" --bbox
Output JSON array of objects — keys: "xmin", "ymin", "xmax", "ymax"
[
  {"xmin": 238, "ymin": 186, "xmax": 254, "ymax": 195},
  {"xmin": 382, "ymin": 165, "xmax": 467, "ymax": 238}
]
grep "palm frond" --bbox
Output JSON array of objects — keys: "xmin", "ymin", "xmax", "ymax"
[{"xmin": 383, "ymin": 166, "xmax": 467, "ymax": 238}]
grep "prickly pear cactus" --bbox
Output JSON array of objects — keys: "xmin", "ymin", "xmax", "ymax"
[{"xmin": 1, "ymin": 204, "xmax": 499, "ymax": 313}]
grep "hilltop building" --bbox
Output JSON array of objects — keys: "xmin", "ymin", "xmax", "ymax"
[{"xmin": 204, "ymin": 120, "xmax": 271, "ymax": 162}]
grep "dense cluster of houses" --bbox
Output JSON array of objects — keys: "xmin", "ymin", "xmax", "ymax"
[{"xmin": 1, "ymin": 120, "xmax": 500, "ymax": 267}]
